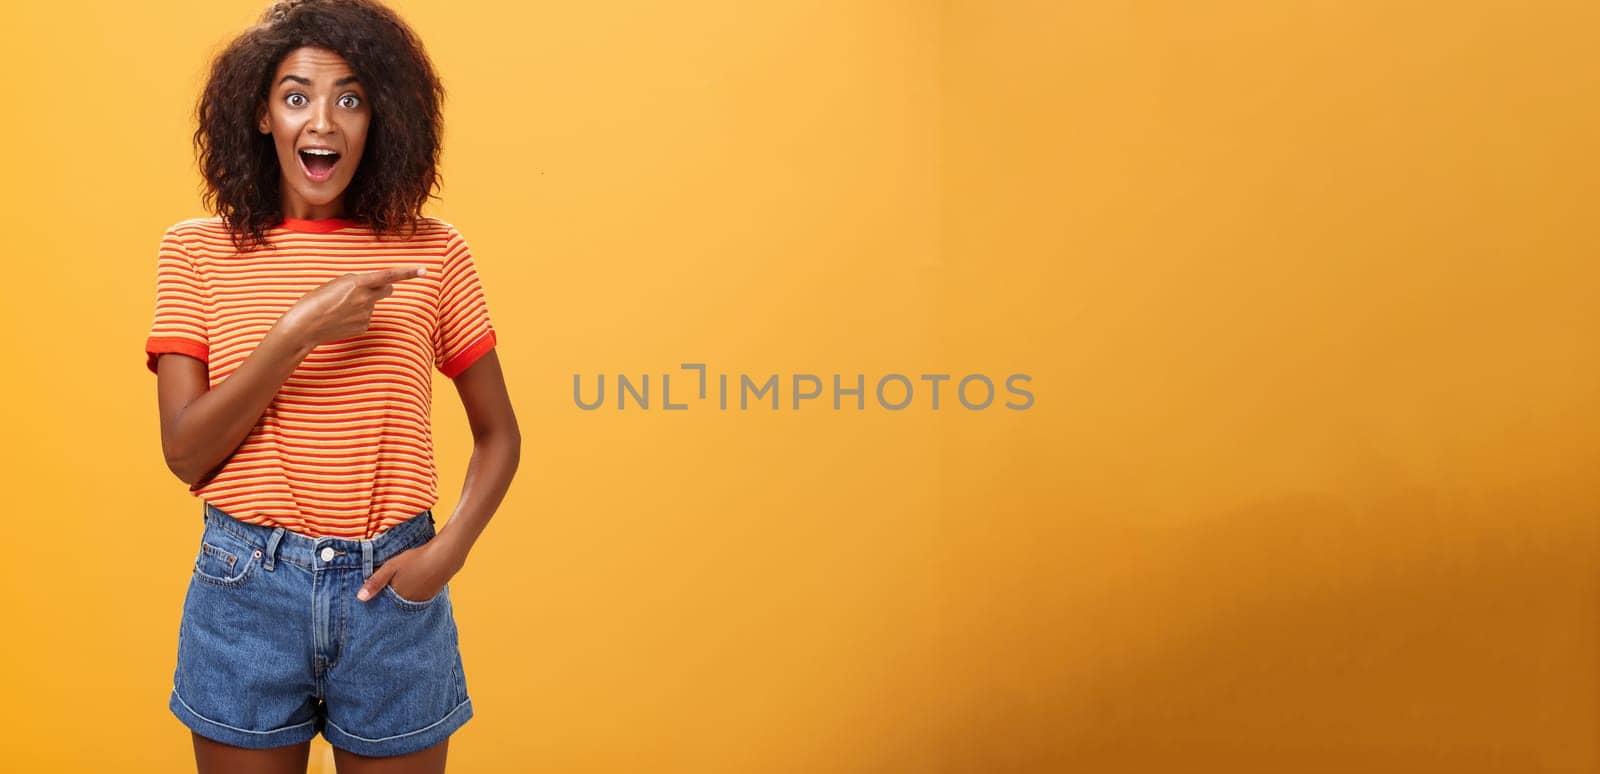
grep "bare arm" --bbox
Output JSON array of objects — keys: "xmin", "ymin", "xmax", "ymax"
[
  {"xmin": 356, "ymin": 348, "xmax": 520, "ymax": 603},
  {"xmin": 433, "ymin": 348, "xmax": 521, "ymax": 561},
  {"xmin": 156, "ymin": 318, "xmax": 313, "ymax": 486},
  {"xmin": 155, "ymin": 265, "xmax": 428, "ymax": 486}
]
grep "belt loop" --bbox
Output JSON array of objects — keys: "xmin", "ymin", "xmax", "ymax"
[
  {"xmin": 361, "ymin": 539, "xmax": 375, "ymax": 579},
  {"xmin": 263, "ymin": 527, "xmax": 285, "ymax": 571}
]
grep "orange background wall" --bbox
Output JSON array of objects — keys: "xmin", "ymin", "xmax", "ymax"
[{"xmin": 1, "ymin": 1, "xmax": 1595, "ymax": 771}]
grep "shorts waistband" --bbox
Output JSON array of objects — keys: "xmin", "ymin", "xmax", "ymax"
[{"xmin": 201, "ymin": 501, "xmax": 435, "ymax": 576}]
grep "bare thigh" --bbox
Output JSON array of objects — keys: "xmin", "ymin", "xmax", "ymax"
[
  {"xmin": 193, "ymin": 732, "xmax": 311, "ymax": 774},
  {"xmin": 333, "ymin": 736, "xmax": 448, "ymax": 774}
]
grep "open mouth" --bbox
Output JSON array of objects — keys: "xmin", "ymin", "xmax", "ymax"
[{"xmin": 298, "ymin": 148, "xmax": 341, "ymax": 182}]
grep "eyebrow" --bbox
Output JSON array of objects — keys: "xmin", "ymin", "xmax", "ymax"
[{"xmin": 277, "ymin": 75, "xmax": 361, "ymax": 87}]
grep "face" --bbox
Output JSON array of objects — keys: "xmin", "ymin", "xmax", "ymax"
[{"xmin": 258, "ymin": 46, "xmax": 370, "ymax": 220}]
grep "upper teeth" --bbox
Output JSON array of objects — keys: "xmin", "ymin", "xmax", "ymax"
[{"xmin": 303, "ymin": 149, "xmax": 336, "ymax": 155}]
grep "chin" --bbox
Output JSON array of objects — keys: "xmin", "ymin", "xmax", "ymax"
[{"xmin": 287, "ymin": 185, "xmax": 348, "ymax": 209}]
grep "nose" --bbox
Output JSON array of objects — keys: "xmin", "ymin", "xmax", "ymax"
[{"xmin": 308, "ymin": 97, "xmax": 334, "ymax": 136}]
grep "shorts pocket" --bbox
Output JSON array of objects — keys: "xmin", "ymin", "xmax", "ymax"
[
  {"xmin": 193, "ymin": 536, "xmax": 262, "ymax": 588},
  {"xmin": 383, "ymin": 582, "xmax": 447, "ymax": 611}
]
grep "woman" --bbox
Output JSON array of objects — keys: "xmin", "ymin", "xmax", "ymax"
[{"xmin": 144, "ymin": 1, "xmax": 520, "ymax": 771}]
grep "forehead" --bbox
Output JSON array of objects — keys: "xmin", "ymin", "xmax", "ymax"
[{"xmin": 272, "ymin": 46, "xmax": 357, "ymax": 84}]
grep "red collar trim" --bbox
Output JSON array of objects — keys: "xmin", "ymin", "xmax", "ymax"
[{"xmin": 279, "ymin": 217, "xmax": 363, "ymax": 233}]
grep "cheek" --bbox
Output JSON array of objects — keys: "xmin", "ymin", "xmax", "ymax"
[
  {"xmin": 269, "ymin": 115, "xmax": 300, "ymax": 151},
  {"xmin": 345, "ymin": 123, "xmax": 371, "ymax": 166}
]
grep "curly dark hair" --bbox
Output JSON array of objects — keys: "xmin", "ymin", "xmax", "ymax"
[{"xmin": 195, "ymin": 0, "xmax": 445, "ymax": 250}]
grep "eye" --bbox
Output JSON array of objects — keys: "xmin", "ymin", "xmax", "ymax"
[
  {"xmin": 339, "ymin": 94, "xmax": 361, "ymax": 109},
  {"xmin": 285, "ymin": 93, "xmax": 308, "ymax": 108}
]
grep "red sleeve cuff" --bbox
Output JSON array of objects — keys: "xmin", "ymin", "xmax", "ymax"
[
  {"xmin": 440, "ymin": 330, "xmax": 497, "ymax": 378},
  {"xmin": 146, "ymin": 336, "xmax": 208, "ymax": 374}
]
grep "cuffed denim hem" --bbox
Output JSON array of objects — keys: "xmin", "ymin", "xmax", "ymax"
[
  {"xmin": 169, "ymin": 686, "xmax": 321, "ymax": 750},
  {"xmin": 324, "ymin": 698, "xmax": 473, "ymax": 758}
]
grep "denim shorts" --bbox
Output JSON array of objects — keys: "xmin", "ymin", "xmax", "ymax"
[{"xmin": 169, "ymin": 502, "xmax": 473, "ymax": 757}]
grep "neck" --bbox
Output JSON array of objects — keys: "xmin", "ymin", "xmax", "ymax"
[{"xmin": 281, "ymin": 193, "xmax": 346, "ymax": 221}]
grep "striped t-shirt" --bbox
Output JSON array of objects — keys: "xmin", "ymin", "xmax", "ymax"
[{"xmin": 144, "ymin": 215, "xmax": 498, "ymax": 539}]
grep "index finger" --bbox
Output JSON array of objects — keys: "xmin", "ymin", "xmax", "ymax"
[{"xmin": 358, "ymin": 266, "xmax": 428, "ymax": 287}]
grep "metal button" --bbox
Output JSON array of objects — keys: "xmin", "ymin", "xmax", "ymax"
[{"xmin": 320, "ymin": 546, "xmax": 335, "ymax": 562}]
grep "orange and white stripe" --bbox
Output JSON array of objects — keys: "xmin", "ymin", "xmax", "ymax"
[{"xmin": 145, "ymin": 216, "xmax": 497, "ymax": 539}]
